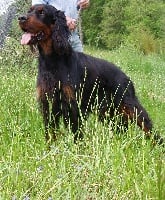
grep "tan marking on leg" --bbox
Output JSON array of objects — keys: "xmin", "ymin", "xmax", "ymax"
[
  {"xmin": 62, "ymin": 85, "xmax": 75, "ymax": 102},
  {"xmin": 121, "ymin": 106, "xmax": 151, "ymax": 135},
  {"xmin": 36, "ymin": 86, "xmax": 42, "ymax": 101}
]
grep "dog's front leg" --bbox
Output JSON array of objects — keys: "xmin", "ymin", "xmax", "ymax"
[
  {"xmin": 41, "ymin": 101, "xmax": 51, "ymax": 142},
  {"xmin": 41, "ymin": 100, "xmax": 60, "ymax": 144},
  {"xmin": 62, "ymin": 84, "xmax": 82, "ymax": 142},
  {"xmin": 70, "ymin": 101, "xmax": 83, "ymax": 142}
]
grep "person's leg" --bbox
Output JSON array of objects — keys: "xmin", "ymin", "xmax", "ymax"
[{"xmin": 70, "ymin": 31, "xmax": 83, "ymax": 52}]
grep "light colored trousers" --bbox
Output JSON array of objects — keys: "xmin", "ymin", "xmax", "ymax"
[{"xmin": 70, "ymin": 30, "xmax": 83, "ymax": 52}]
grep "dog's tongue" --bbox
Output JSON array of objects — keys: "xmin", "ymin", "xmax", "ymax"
[{"xmin": 21, "ymin": 33, "xmax": 33, "ymax": 45}]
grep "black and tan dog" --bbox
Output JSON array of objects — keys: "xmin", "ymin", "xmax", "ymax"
[{"xmin": 18, "ymin": 4, "xmax": 163, "ymax": 144}]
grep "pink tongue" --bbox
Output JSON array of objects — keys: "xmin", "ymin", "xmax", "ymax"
[{"xmin": 21, "ymin": 33, "xmax": 33, "ymax": 45}]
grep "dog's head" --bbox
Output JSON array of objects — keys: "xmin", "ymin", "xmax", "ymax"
[{"xmin": 18, "ymin": 4, "xmax": 71, "ymax": 55}]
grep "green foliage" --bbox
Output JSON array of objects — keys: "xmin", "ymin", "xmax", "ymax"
[
  {"xmin": 81, "ymin": 0, "xmax": 106, "ymax": 47},
  {"xmin": 99, "ymin": 0, "xmax": 128, "ymax": 49},
  {"xmin": 82, "ymin": 0, "xmax": 165, "ymax": 53},
  {"xmin": 124, "ymin": 0, "xmax": 165, "ymax": 39},
  {"xmin": 126, "ymin": 27, "xmax": 160, "ymax": 54},
  {"xmin": 124, "ymin": 0, "xmax": 165, "ymax": 54}
]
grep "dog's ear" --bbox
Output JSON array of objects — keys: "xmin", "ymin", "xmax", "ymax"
[{"xmin": 52, "ymin": 10, "xmax": 71, "ymax": 55}]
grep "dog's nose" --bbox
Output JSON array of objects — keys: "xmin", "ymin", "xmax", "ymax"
[{"xmin": 18, "ymin": 16, "xmax": 27, "ymax": 22}]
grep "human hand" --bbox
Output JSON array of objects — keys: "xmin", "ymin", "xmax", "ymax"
[
  {"xmin": 66, "ymin": 16, "xmax": 77, "ymax": 31},
  {"xmin": 78, "ymin": 0, "xmax": 90, "ymax": 9}
]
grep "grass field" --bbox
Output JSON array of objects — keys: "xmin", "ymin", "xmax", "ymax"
[{"xmin": 0, "ymin": 39, "xmax": 165, "ymax": 199}]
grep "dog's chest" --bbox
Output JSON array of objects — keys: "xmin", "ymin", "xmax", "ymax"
[{"xmin": 36, "ymin": 70, "xmax": 76, "ymax": 102}]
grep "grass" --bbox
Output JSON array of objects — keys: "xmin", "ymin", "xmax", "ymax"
[{"xmin": 0, "ymin": 38, "xmax": 165, "ymax": 199}]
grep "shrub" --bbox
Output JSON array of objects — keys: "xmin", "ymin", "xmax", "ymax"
[
  {"xmin": 82, "ymin": 0, "xmax": 165, "ymax": 53},
  {"xmin": 126, "ymin": 27, "xmax": 160, "ymax": 55}
]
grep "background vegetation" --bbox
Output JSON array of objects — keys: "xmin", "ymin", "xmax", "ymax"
[
  {"xmin": 82, "ymin": 0, "xmax": 165, "ymax": 54},
  {"xmin": 0, "ymin": 0, "xmax": 165, "ymax": 199}
]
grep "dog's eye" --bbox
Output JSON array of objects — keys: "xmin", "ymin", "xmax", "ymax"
[{"xmin": 38, "ymin": 10, "xmax": 45, "ymax": 15}]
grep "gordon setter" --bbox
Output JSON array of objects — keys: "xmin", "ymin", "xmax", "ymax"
[{"xmin": 18, "ymin": 4, "xmax": 163, "ymax": 144}]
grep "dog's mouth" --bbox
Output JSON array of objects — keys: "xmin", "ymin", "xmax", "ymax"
[{"xmin": 21, "ymin": 31, "xmax": 45, "ymax": 45}]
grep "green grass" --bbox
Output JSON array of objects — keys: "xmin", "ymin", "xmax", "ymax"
[{"xmin": 0, "ymin": 39, "xmax": 165, "ymax": 199}]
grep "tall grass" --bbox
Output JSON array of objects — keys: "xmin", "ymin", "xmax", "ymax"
[{"xmin": 0, "ymin": 39, "xmax": 164, "ymax": 199}]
